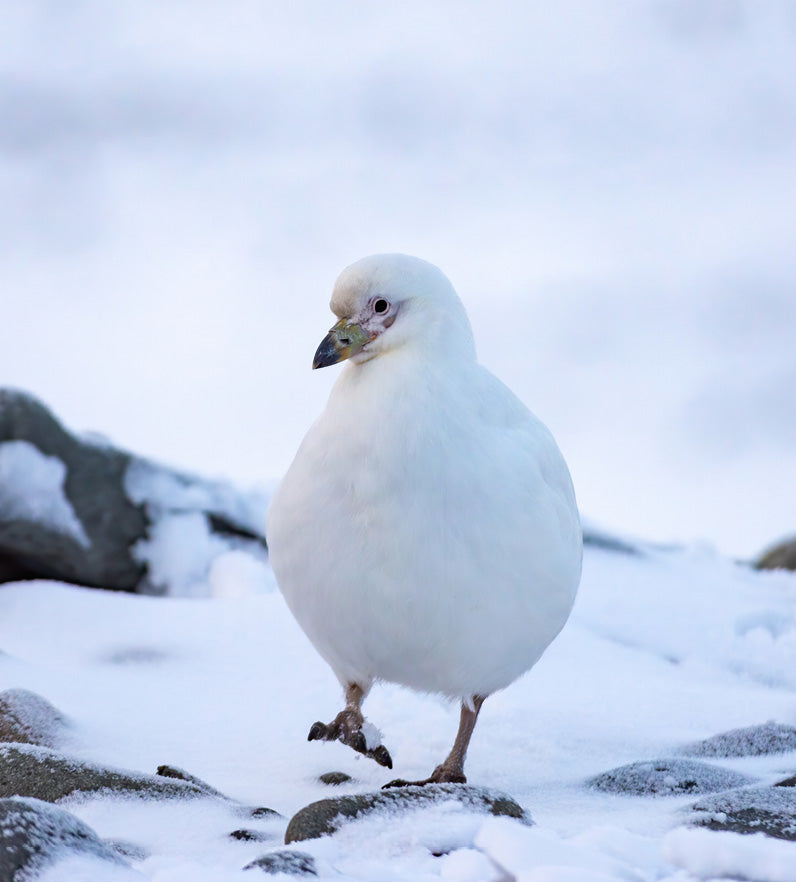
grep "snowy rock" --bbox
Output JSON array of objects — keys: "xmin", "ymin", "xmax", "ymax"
[
  {"xmin": 681, "ymin": 721, "xmax": 796, "ymax": 757},
  {"xmin": 586, "ymin": 759, "xmax": 753, "ymax": 796},
  {"xmin": 243, "ymin": 849, "xmax": 317, "ymax": 875},
  {"xmin": 776, "ymin": 775, "xmax": 796, "ymax": 787},
  {"xmin": 0, "ymin": 743, "xmax": 217, "ymax": 802},
  {"xmin": 755, "ymin": 536, "xmax": 796, "ymax": 571},
  {"xmin": 0, "ymin": 390, "xmax": 146, "ymax": 589},
  {"xmin": 0, "ymin": 388, "xmax": 268, "ymax": 595},
  {"xmin": 0, "ymin": 796, "xmax": 127, "ymax": 881},
  {"xmin": 690, "ymin": 786, "xmax": 796, "ymax": 840},
  {"xmin": 0, "ymin": 689, "xmax": 69, "ymax": 748},
  {"xmin": 284, "ymin": 784, "xmax": 529, "ymax": 844}
]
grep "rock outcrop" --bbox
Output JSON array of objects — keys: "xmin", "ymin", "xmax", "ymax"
[{"xmin": 0, "ymin": 388, "xmax": 267, "ymax": 594}]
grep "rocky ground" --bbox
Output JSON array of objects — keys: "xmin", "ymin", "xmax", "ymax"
[{"xmin": 0, "ymin": 688, "xmax": 794, "ymax": 879}]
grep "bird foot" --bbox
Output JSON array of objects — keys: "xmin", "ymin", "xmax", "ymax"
[
  {"xmin": 307, "ymin": 709, "xmax": 393, "ymax": 768},
  {"xmin": 382, "ymin": 763, "xmax": 466, "ymax": 788}
]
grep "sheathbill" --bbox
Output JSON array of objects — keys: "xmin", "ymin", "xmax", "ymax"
[{"xmin": 266, "ymin": 253, "xmax": 582, "ymax": 785}]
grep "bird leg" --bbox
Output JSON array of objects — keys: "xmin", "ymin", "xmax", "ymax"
[
  {"xmin": 384, "ymin": 694, "xmax": 486, "ymax": 787},
  {"xmin": 307, "ymin": 682, "xmax": 393, "ymax": 768}
]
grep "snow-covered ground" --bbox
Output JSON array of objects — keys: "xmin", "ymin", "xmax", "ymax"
[
  {"xmin": 1, "ymin": 536, "xmax": 794, "ymax": 880},
  {"xmin": 1, "ymin": 1, "xmax": 795, "ymax": 558},
  {"xmin": 2, "ymin": 2, "xmax": 795, "ymax": 877}
]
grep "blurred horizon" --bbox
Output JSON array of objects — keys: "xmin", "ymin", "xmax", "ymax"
[{"xmin": 2, "ymin": 0, "xmax": 795, "ymax": 558}]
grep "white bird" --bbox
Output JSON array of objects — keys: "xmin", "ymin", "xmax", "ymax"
[{"xmin": 266, "ymin": 254, "xmax": 582, "ymax": 785}]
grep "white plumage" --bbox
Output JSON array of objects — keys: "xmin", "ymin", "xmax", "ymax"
[{"xmin": 267, "ymin": 254, "xmax": 582, "ymax": 783}]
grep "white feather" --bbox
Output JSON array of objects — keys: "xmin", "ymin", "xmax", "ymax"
[{"xmin": 267, "ymin": 254, "xmax": 582, "ymax": 701}]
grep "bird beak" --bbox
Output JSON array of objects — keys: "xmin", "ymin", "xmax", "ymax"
[{"xmin": 312, "ymin": 319, "xmax": 373, "ymax": 369}]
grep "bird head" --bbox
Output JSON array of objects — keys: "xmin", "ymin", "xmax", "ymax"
[{"xmin": 313, "ymin": 254, "xmax": 475, "ymax": 369}]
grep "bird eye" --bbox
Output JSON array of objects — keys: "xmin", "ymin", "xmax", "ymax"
[{"xmin": 373, "ymin": 298, "xmax": 389, "ymax": 315}]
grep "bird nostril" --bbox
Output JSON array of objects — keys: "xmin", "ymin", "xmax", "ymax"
[{"xmin": 339, "ymin": 337, "xmax": 351, "ymax": 346}]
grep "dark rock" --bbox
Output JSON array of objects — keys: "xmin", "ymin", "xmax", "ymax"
[
  {"xmin": 0, "ymin": 743, "xmax": 213, "ymax": 802},
  {"xmin": 681, "ymin": 721, "xmax": 796, "ymax": 757},
  {"xmin": 755, "ymin": 536, "xmax": 796, "ymax": 571},
  {"xmin": 155, "ymin": 764, "xmax": 227, "ymax": 798},
  {"xmin": 776, "ymin": 775, "xmax": 796, "ymax": 787},
  {"xmin": 0, "ymin": 796, "xmax": 127, "ymax": 880},
  {"xmin": 0, "ymin": 689, "xmax": 68, "ymax": 748},
  {"xmin": 0, "ymin": 388, "xmax": 267, "ymax": 593},
  {"xmin": 243, "ymin": 850, "xmax": 317, "ymax": 875},
  {"xmin": 586, "ymin": 759, "xmax": 752, "ymax": 796},
  {"xmin": 284, "ymin": 784, "xmax": 529, "ymax": 844},
  {"xmin": 318, "ymin": 771, "xmax": 351, "ymax": 786},
  {"xmin": 690, "ymin": 786, "xmax": 796, "ymax": 841},
  {"xmin": 0, "ymin": 389, "xmax": 148, "ymax": 590},
  {"xmin": 230, "ymin": 829, "xmax": 274, "ymax": 843}
]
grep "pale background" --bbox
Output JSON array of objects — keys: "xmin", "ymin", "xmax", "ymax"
[{"xmin": 2, "ymin": 0, "xmax": 794, "ymax": 558}]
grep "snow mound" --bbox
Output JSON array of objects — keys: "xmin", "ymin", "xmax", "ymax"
[
  {"xmin": 664, "ymin": 826, "xmax": 796, "ymax": 882},
  {"xmin": 586, "ymin": 758, "xmax": 752, "ymax": 796},
  {"xmin": 682, "ymin": 720, "xmax": 796, "ymax": 757}
]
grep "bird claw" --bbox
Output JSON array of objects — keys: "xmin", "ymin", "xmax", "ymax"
[
  {"xmin": 340, "ymin": 729, "xmax": 393, "ymax": 769},
  {"xmin": 306, "ymin": 713, "xmax": 393, "ymax": 768},
  {"xmin": 382, "ymin": 777, "xmax": 413, "ymax": 788},
  {"xmin": 382, "ymin": 764, "xmax": 466, "ymax": 788},
  {"xmin": 371, "ymin": 745, "xmax": 393, "ymax": 768},
  {"xmin": 307, "ymin": 721, "xmax": 329, "ymax": 741}
]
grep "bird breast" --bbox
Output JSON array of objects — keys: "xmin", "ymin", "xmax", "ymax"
[{"xmin": 267, "ymin": 356, "xmax": 582, "ymax": 698}]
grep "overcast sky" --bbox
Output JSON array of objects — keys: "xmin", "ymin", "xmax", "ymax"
[{"xmin": 1, "ymin": 0, "xmax": 794, "ymax": 558}]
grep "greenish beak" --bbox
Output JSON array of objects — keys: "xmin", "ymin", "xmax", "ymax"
[{"xmin": 312, "ymin": 318, "xmax": 373, "ymax": 369}]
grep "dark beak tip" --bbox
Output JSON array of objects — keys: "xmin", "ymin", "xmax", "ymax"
[{"xmin": 312, "ymin": 335, "xmax": 339, "ymax": 370}]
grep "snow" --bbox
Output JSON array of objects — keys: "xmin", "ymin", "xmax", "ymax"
[
  {"xmin": 0, "ymin": 440, "xmax": 90, "ymax": 548},
  {"xmin": 663, "ymin": 827, "xmax": 796, "ymax": 882},
  {"xmin": 360, "ymin": 721, "xmax": 384, "ymax": 753},
  {"xmin": 124, "ymin": 459, "xmax": 268, "ymax": 539},
  {"xmin": 124, "ymin": 458, "xmax": 271, "ymax": 597},
  {"xmin": 132, "ymin": 511, "xmax": 230, "ymax": 598},
  {"xmin": 0, "ymin": 537, "xmax": 794, "ymax": 880}
]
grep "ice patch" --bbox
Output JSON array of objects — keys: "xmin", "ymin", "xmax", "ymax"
[{"xmin": 0, "ymin": 440, "xmax": 90, "ymax": 547}]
